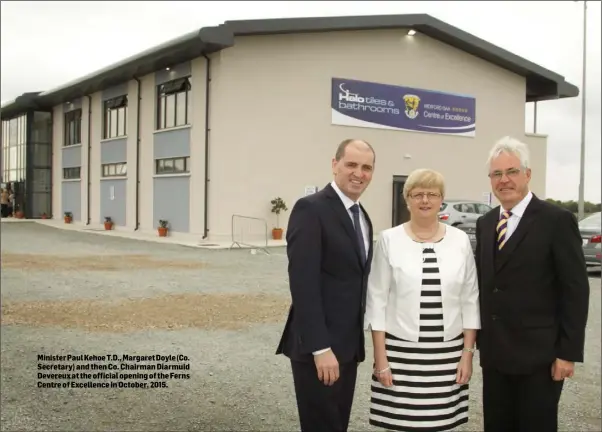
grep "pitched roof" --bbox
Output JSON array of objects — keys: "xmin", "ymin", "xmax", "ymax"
[{"xmin": 1, "ymin": 13, "xmax": 578, "ymax": 119}]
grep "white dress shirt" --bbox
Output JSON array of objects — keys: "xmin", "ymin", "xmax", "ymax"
[
  {"xmin": 499, "ymin": 191, "xmax": 533, "ymax": 240},
  {"xmin": 364, "ymin": 224, "xmax": 481, "ymax": 342},
  {"xmin": 330, "ymin": 180, "xmax": 370, "ymax": 259},
  {"xmin": 313, "ymin": 181, "xmax": 370, "ymax": 355}
]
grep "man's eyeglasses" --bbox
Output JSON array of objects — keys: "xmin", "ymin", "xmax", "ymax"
[
  {"xmin": 488, "ymin": 168, "xmax": 521, "ymax": 180},
  {"xmin": 409, "ymin": 192, "xmax": 442, "ymax": 201}
]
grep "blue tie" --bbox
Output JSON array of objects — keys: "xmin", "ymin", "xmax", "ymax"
[{"xmin": 350, "ymin": 204, "xmax": 367, "ymax": 263}]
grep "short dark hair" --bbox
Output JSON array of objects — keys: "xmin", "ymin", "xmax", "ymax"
[{"xmin": 334, "ymin": 139, "xmax": 376, "ymax": 163}]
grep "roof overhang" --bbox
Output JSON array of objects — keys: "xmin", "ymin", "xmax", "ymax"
[
  {"xmin": 224, "ymin": 14, "xmax": 579, "ymax": 103},
  {"xmin": 1, "ymin": 13, "xmax": 578, "ymax": 120}
]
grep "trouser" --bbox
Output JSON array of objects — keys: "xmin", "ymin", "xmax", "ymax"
[
  {"xmin": 482, "ymin": 365, "xmax": 564, "ymax": 432},
  {"xmin": 290, "ymin": 359, "xmax": 358, "ymax": 432}
]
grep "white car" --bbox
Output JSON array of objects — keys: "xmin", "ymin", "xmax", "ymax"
[{"xmin": 438, "ymin": 199, "xmax": 493, "ymax": 226}]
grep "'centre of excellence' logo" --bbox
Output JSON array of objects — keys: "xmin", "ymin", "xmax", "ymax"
[{"xmin": 403, "ymin": 94, "xmax": 420, "ymax": 119}]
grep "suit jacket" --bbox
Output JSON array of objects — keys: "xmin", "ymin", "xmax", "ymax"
[
  {"xmin": 276, "ymin": 183, "xmax": 374, "ymax": 364},
  {"xmin": 475, "ymin": 194, "xmax": 590, "ymax": 374}
]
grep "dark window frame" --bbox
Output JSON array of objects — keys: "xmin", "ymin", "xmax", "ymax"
[
  {"xmin": 64, "ymin": 109, "xmax": 82, "ymax": 146},
  {"xmin": 101, "ymin": 162, "xmax": 127, "ymax": 178},
  {"xmin": 155, "ymin": 156, "xmax": 190, "ymax": 175},
  {"xmin": 63, "ymin": 167, "xmax": 81, "ymax": 180},
  {"xmin": 103, "ymin": 96, "xmax": 128, "ymax": 139},
  {"xmin": 156, "ymin": 77, "xmax": 191, "ymax": 130}
]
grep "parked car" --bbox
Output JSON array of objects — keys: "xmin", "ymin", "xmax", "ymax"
[
  {"xmin": 455, "ymin": 222, "xmax": 477, "ymax": 254},
  {"xmin": 438, "ymin": 200, "xmax": 493, "ymax": 226},
  {"xmin": 579, "ymin": 212, "xmax": 601, "ymax": 267},
  {"xmin": 456, "ymin": 212, "xmax": 601, "ymax": 267}
]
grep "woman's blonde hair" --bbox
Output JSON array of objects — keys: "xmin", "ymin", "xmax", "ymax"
[{"xmin": 403, "ymin": 168, "xmax": 445, "ymax": 199}]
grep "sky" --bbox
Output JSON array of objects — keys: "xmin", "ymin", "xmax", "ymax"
[{"xmin": 1, "ymin": 1, "xmax": 600, "ymax": 203}]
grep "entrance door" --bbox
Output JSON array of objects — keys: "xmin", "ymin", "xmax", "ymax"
[{"xmin": 392, "ymin": 175, "xmax": 410, "ymax": 227}]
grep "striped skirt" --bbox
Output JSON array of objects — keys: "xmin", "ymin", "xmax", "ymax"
[{"xmin": 369, "ymin": 332, "xmax": 469, "ymax": 431}]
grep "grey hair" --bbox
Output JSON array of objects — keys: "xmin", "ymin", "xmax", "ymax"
[{"xmin": 486, "ymin": 136, "xmax": 530, "ymax": 170}]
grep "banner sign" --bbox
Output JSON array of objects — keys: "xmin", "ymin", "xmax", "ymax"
[{"xmin": 331, "ymin": 77, "xmax": 476, "ymax": 137}]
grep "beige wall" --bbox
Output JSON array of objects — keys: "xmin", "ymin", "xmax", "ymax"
[
  {"xmin": 137, "ymin": 73, "xmax": 156, "ymax": 232},
  {"xmin": 523, "ymin": 133, "xmax": 547, "ymax": 199},
  {"xmin": 205, "ymin": 29, "xmax": 543, "ymax": 240},
  {"xmin": 49, "ymin": 28, "xmax": 548, "ymax": 240},
  {"xmin": 189, "ymin": 57, "xmax": 209, "ymax": 236},
  {"xmin": 82, "ymin": 92, "xmax": 104, "ymax": 225},
  {"xmin": 80, "ymin": 96, "xmax": 90, "ymax": 223},
  {"xmin": 51, "ymin": 105, "xmax": 62, "ymax": 218},
  {"xmin": 124, "ymin": 80, "xmax": 140, "ymax": 229}
]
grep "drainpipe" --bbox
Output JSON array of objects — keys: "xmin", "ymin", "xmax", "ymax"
[
  {"xmin": 202, "ymin": 53, "xmax": 211, "ymax": 239},
  {"xmin": 133, "ymin": 76, "xmax": 141, "ymax": 230},
  {"xmin": 86, "ymin": 95, "xmax": 92, "ymax": 225}
]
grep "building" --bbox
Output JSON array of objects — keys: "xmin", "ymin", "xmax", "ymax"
[{"xmin": 0, "ymin": 14, "xmax": 578, "ymax": 243}]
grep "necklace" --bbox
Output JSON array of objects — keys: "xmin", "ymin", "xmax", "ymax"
[{"xmin": 410, "ymin": 223, "xmax": 439, "ymax": 241}]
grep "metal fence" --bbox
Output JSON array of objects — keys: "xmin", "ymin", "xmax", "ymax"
[{"xmin": 230, "ymin": 214, "xmax": 270, "ymax": 254}]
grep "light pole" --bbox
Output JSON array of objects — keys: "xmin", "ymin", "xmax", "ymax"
[{"xmin": 577, "ymin": 0, "xmax": 587, "ymax": 220}]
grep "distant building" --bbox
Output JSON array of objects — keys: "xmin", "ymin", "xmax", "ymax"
[{"xmin": 0, "ymin": 14, "xmax": 578, "ymax": 242}]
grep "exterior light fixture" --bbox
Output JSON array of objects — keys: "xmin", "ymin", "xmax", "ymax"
[{"xmin": 407, "ymin": 29, "xmax": 416, "ymax": 36}]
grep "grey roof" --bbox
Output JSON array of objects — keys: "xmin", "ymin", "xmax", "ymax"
[{"xmin": 1, "ymin": 13, "xmax": 578, "ymax": 119}]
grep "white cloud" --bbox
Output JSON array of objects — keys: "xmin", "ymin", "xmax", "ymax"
[{"xmin": 1, "ymin": 1, "xmax": 600, "ymax": 202}]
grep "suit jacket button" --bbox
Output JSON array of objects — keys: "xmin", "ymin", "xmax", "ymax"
[
  {"xmin": 492, "ymin": 314, "xmax": 498, "ymax": 321},
  {"xmin": 493, "ymin": 288, "xmax": 500, "ymax": 293}
]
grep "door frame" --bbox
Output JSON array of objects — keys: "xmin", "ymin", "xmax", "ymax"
[{"xmin": 392, "ymin": 175, "xmax": 408, "ymax": 227}]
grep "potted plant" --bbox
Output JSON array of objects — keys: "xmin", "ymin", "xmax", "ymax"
[
  {"xmin": 270, "ymin": 197, "xmax": 288, "ymax": 240},
  {"xmin": 64, "ymin": 211, "xmax": 73, "ymax": 224},
  {"xmin": 104, "ymin": 216, "xmax": 113, "ymax": 230},
  {"xmin": 158, "ymin": 219, "xmax": 168, "ymax": 237}
]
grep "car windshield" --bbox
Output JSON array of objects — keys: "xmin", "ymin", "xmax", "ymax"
[{"xmin": 579, "ymin": 212, "xmax": 601, "ymax": 230}]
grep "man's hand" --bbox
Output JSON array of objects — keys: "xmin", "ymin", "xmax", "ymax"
[
  {"xmin": 551, "ymin": 358, "xmax": 575, "ymax": 381},
  {"xmin": 314, "ymin": 350, "xmax": 339, "ymax": 386}
]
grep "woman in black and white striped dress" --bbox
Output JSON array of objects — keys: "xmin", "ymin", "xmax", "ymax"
[{"xmin": 364, "ymin": 168, "xmax": 480, "ymax": 432}]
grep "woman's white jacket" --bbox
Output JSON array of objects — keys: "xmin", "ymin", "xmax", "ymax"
[{"xmin": 364, "ymin": 224, "xmax": 481, "ymax": 342}]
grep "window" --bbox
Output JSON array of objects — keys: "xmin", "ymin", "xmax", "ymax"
[
  {"xmin": 102, "ymin": 162, "xmax": 127, "ymax": 177},
  {"xmin": 155, "ymin": 156, "xmax": 190, "ymax": 175},
  {"xmin": 64, "ymin": 109, "xmax": 82, "ymax": 146},
  {"xmin": 103, "ymin": 96, "xmax": 128, "ymax": 139},
  {"xmin": 476, "ymin": 204, "xmax": 492, "ymax": 215},
  {"xmin": 2, "ymin": 115, "xmax": 27, "ymax": 182},
  {"xmin": 63, "ymin": 167, "xmax": 81, "ymax": 180},
  {"xmin": 455, "ymin": 203, "xmax": 476, "ymax": 214},
  {"xmin": 157, "ymin": 78, "xmax": 191, "ymax": 130}
]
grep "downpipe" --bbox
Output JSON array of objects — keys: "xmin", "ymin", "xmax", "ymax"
[{"xmin": 202, "ymin": 53, "xmax": 211, "ymax": 239}]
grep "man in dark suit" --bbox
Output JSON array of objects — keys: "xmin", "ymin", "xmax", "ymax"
[
  {"xmin": 475, "ymin": 136, "xmax": 590, "ymax": 432},
  {"xmin": 276, "ymin": 138, "xmax": 375, "ymax": 432}
]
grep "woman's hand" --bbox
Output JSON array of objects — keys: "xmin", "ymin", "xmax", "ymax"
[
  {"xmin": 373, "ymin": 358, "xmax": 393, "ymax": 387},
  {"xmin": 456, "ymin": 352, "xmax": 473, "ymax": 385}
]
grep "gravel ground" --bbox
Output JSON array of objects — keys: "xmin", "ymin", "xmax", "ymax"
[{"xmin": 1, "ymin": 222, "xmax": 600, "ymax": 432}]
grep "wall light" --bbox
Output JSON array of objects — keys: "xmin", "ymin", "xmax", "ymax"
[
  {"xmin": 165, "ymin": 67, "xmax": 171, "ymax": 71},
  {"xmin": 407, "ymin": 29, "xmax": 416, "ymax": 36}
]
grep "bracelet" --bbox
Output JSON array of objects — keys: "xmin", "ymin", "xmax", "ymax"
[
  {"xmin": 462, "ymin": 347, "xmax": 476, "ymax": 353},
  {"xmin": 373, "ymin": 366, "xmax": 390, "ymax": 374}
]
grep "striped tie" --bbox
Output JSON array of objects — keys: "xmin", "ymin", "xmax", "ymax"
[{"xmin": 496, "ymin": 211, "xmax": 512, "ymax": 250}]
